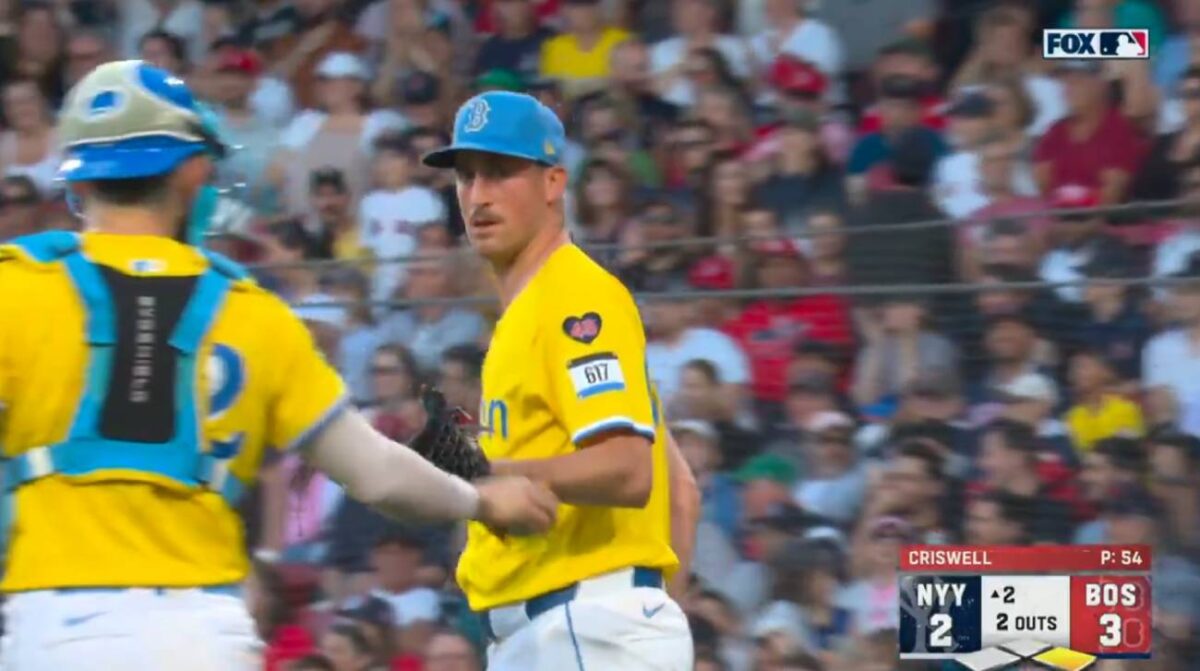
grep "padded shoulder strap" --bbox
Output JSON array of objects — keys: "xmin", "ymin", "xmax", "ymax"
[{"xmin": 200, "ymin": 249, "xmax": 250, "ymax": 281}]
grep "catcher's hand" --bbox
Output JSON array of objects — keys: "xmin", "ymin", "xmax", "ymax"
[{"xmin": 411, "ymin": 388, "xmax": 491, "ymax": 480}]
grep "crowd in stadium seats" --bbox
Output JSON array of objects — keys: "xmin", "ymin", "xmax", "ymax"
[{"xmin": 2, "ymin": 0, "xmax": 1200, "ymax": 669}]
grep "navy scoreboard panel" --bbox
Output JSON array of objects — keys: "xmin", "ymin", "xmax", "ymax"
[{"xmin": 899, "ymin": 545, "xmax": 1152, "ymax": 671}]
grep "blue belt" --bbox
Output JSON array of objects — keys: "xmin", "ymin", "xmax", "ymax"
[
  {"xmin": 52, "ymin": 584, "xmax": 242, "ymax": 597},
  {"xmin": 481, "ymin": 567, "xmax": 662, "ymax": 642}
]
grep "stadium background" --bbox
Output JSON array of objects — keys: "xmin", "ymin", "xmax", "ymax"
[{"xmin": 0, "ymin": 0, "xmax": 1198, "ymax": 669}]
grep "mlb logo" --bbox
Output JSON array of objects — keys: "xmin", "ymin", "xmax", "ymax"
[{"xmin": 1043, "ymin": 29, "xmax": 1149, "ymax": 59}]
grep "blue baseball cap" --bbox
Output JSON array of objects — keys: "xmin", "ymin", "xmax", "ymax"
[{"xmin": 422, "ymin": 91, "xmax": 565, "ymax": 169}]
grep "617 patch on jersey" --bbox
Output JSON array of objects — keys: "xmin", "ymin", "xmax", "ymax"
[{"xmin": 567, "ymin": 353, "xmax": 625, "ymax": 399}]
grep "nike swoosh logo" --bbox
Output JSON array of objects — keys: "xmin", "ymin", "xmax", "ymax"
[
  {"xmin": 642, "ymin": 603, "xmax": 665, "ymax": 619},
  {"xmin": 63, "ymin": 612, "xmax": 105, "ymax": 627}
]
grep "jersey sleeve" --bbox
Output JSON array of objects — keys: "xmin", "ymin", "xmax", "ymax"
[
  {"xmin": 265, "ymin": 301, "xmax": 350, "ymax": 451},
  {"xmin": 542, "ymin": 284, "xmax": 657, "ymax": 446}
]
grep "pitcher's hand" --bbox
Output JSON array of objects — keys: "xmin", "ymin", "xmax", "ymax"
[{"xmin": 473, "ymin": 476, "xmax": 558, "ymax": 535}]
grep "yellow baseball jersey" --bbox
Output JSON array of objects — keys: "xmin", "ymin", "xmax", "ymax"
[
  {"xmin": 456, "ymin": 244, "xmax": 678, "ymax": 610},
  {"xmin": 0, "ymin": 232, "xmax": 346, "ymax": 591}
]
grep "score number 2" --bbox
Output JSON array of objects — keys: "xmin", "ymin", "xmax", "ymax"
[{"xmin": 930, "ymin": 613, "xmax": 953, "ymax": 648}]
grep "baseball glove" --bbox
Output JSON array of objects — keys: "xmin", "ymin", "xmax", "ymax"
[{"xmin": 411, "ymin": 388, "xmax": 491, "ymax": 481}]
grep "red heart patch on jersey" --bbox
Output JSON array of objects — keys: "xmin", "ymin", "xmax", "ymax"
[{"xmin": 562, "ymin": 312, "xmax": 602, "ymax": 344}]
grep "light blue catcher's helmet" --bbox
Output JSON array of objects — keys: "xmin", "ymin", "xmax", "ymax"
[{"xmin": 57, "ymin": 60, "xmax": 229, "ymax": 245}]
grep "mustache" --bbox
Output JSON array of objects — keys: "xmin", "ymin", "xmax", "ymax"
[{"xmin": 468, "ymin": 207, "xmax": 500, "ymax": 222}]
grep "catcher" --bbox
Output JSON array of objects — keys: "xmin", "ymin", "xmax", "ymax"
[
  {"xmin": 0, "ymin": 62, "xmax": 556, "ymax": 670},
  {"xmin": 416, "ymin": 91, "xmax": 701, "ymax": 670}
]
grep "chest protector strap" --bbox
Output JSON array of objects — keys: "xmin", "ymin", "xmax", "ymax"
[{"xmin": 3, "ymin": 232, "xmax": 248, "ymax": 504}]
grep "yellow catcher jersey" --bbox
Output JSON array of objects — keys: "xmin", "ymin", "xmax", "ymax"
[
  {"xmin": 457, "ymin": 244, "xmax": 678, "ymax": 610},
  {"xmin": 0, "ymin": 232, "xmax": 346, "ymax": 591}
]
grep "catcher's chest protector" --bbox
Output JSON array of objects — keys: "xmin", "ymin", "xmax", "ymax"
[{"xmin": 3, "ymin": 231, "xmax": 247, "ymax": 504}]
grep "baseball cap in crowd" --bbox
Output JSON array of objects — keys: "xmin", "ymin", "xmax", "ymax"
[
  {"xmin": 422, "ymin": 91, "xmax": 565, "ymax": 168},
  {"xmin": 216, "ymin": 48, "xmax": 262, "ymax": 77},
  {"xmin": 475, "ymin": 68, "xmax": 525, "ymax": 93},
  {"xmin": 688, "ymin": 255, "xmax": 735, "ymax": 291},
  {"xmin": 994, "ymin": 371, "xmax": 1059, "ymax": 405},
  {"xmin": 669, "ymin": 419, "xmax": 717, "ymax": 443},
  {"xmin": 905, "ymin": 368, "xmax": 962, "ymax": 399},
  {"xmin": 769, "ymin": 55, "xmax": 827, "ymax": 97},
  {"xmin": 750, "ymin": 502, "xmax": 816, "ymax": 535},
  {"xmin": 733, "ymin": 454, "xmax": 797, "ymax": 486},
  {"xmin": 1051, "ymin": 183, "xmax": 1100, "ymax": 211},
  {"xmin": 400, "ymin": 70, "xmax": 440, "ymax": 106},
  {"xmin": 316, "ymin": 52, "xmax": 369, "ymax": 80},
  {"xmin": 945, "ymin": 90, "xmax": 995, "ymax": 118}
]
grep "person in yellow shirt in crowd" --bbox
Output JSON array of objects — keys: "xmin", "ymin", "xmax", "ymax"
[
  {"xmin": 1065, "ymin": 348, "xmax": 1144, "ymax": 452},
  {"xmin": 540, "ymin": 0, "xmax": 631, "ymax": 97},
  {"xmin": 0, "ymin": 61, "xmax": 557, "ymax": 670},
  {"xmin": 421, "ymin": 90, "xmax": 699, "ymax": 669}
]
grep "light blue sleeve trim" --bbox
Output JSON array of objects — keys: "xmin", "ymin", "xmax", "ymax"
[
  {"xmin": 578, "ymin": 381, "xmax": 625, "ymax": 399},
  {"xmin": 283, "ymin": 397, "xmax": 352, "ymax": 452},
  {"xmin": 571, "ymin": 417, "xmax": 656, "ymax": 446}
]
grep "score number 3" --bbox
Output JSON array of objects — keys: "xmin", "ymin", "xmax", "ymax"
[
  {"xmin": 1099, "ymin": 613, "xmax": 1122, "ymax": 646},
  {"xmin": 930, "ymin": 613, "xmax": 953, "ymax": 648}
]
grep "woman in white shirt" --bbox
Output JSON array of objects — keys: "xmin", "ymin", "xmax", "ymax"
[{"xmin": 0, "ymin": 79, "xmax": 59, "ymax": 198}]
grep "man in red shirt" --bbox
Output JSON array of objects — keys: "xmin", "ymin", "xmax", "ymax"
[
  {"xmin": 724, "ymin": 240, "xmax": 854, "ymax": 404},
  {"xmin": 858, "ymin": 38, "xmax": 946, "ymax": 135},
  {"xmin": 1033, "ymin": 59, "xmax": 1148, "ymax": 204}
]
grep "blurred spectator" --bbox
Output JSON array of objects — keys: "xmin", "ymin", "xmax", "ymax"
[
  {"xmin": 1075, "ymin": 436, "xmax": 1146, "ymax": 543},
  {"xmin": 1065, "ymin": 350, "xmax": 1144, "ymax": 450},
  {"xmin": 210, "ymin": 48, "xmax": 281, "ymax": 209},
  {"xmin": 14, "ymin": 3, "xmax": 64, "ymax": 105},
  {"xmin": 405, "ymin": 127, "xmax": 465, "ymax": 237},
  {"xmin": 687, "ymin": 255, "xmax": 740, "ymax": 327},
  {"xmin": 1156, "ymin": 0, "xmax": 1200, "ymax": 91},
  {"xmin": 572, "ymin": 158, "xmax": 634, "ymax": 268},
  {"xmin": 650, "ymin": 0, "xmax": 748, "ymax": 108},
  {"xmin": 63, "ymin": 29, "xmax": 114, "ymax": 89},
  {"xmin": 378, "ymin": 254, "xmax": 486, "ymax": 374},
  {"xmin": 842, "ymin": 515, "xmax": 906, "ymax": 635},
  {"xmin": 815, "ymin": 0, "xmax": 935, "ymax": 75},
  {"xmin": 306, "ymin": 167, "xmax": 368, "ymax": 263},
  {"xmin": 1038, "ymin": 184, "xmax": 1132, "ymax": 304},
  {"xmin": 673, "ymin": 418, "xmax": 741, "ymax": 539},
  {"xmin": 247, "ymin": 559, "xmax": 318, "ymax": 671},
  {"xmin": 734, "ymin": 453, "xmax": 798, "ymax": 528},
  {"xmin": 753, "ymin": 537, "xmax": 852, "ymax": 660},
  {"xmin": 539, "ymin": 0, "xmax": 629, "ymax": 97},
  {"xmin": 337, "ymin": 594, "xmax": 398, "ymax": 666},
  {"xmin": 119, "ymin": 1, "xmax": 204, "ymax": 64},
  {"xmin": 239, "ymin": 0, "xmax": 303, "ymax": 55},
  {"xmin": 279, "ymin": 450, "xmax": 343, "ymax": 564},
  {"xmin": 932, "ymin": 90, "xmax": 1003, "ymax": 219},
  {"xmin": 260, "ymin": 217, "xmax": 328, "ymax": 301},
  {"xmin": 794, "ymin": 411, "xmax": 866, "ymax": 525},
  {"xmin": 423, "ymin": 629, "xmax": 482, "ymax": 671},
  {"xmin": 751, "ymin": 108, "xmax": 845, "ymax": 236},
  {"xmin": 1033, "ymin": 60, "xmax": 1147, "ymax": 204},
  {"xmin": 644, "ymin": 277, "xmax": 749, "ymax": 406},
  {"xmin": 949, "ymin": 3, "xmax": 1066, "ymax": 136},
  {"xmin": 138, "ymin": 29, "xmax": 188, "ymax": 76},
  {"xmin": 846, "ymin": 126, "xmax": 954, "ymax": 292},
  {"xmin": 1075, "ymin": 254, "xmax": 1149, "ymax": 382},
  {"xmin": 749, "ymin": 0, "xmax": 843, "ymax": 87},
  {"xmin": 272, "ymin": 52, "xmax": 406, "ymax": 215},
  {"xmin": 972, "ymin": 418, "xmax": 1079, "ymax": 541},
  {"xmin": 851, "ymin": 295, "xmax": 959, "ymax": 409},
  {"xmin": 881, "ymin": 438, "xmax": 956, "ymax": 542},
  {"xmin": 369, "ymin": 1, "xmax": 455, "ymax": 105},
  {"xmin": 607, "ymin": 39, "xmax": 680, "ymax": 147},
  {"xmin": 472, "ymin": 0, "xmax": 553, "ymax": 79},
  {"xmin": 0, "ymin": 174, "xmax": 40, "ymax": 240},
  {"xmin": 438, "ymin": 344, "xmax": 484, "ymax": 417},
  {"xmin": 320, "ymin": 622, "xmax": 381, "ymax": 671},
  {"xmin": 695, "ymin": 86, "xmax": 754, "ymax": 156},
  {"xmin": 724, "ymin": 239, "xmax": 853, "ymax": 408},
  {"xmin": 857, "ymin": 39, "xmax": 946, "ymax": 136},
  {"xmin": 370, "ymin": 530, "xmax": 441, "ymax": 657},
  {"xmin": 269, "ymin": 0, "xmax": 367, "ymax": 110},
  {"xmin": 361, "ymin": 344, "xmax": 423, "ymax": 436},
  {"xmin": 0, "ymin": 78, "xmax": 59, "ymax": 197},
  {"xmin": 995, "ymin": 371, "xmax": 1076, "ymax": 461},
  {"xmin": 359, "ymin": 133, "xmax": 446, "ymax": 303},
  {"xmin": 1152, "ymin": 165, "xmax": 1200, "ymax": 295},
  {"xmin": 323, "ymin": 267, "xmax": 384, "ymax": 404},
  {"xmin": 1134, "ymin": 66, "xmax": 1200, "ymax": 202},
  {"xmin": 619, "ymin": 195, "xmax": 695, "ymax": 288},
  {"xmin": 965, "ymin": 490, "xmax": 1034, "ymax": 545},
  {"xmin": 749, "ymin": 55, "xmax": 854, "ymax": 166},
  {"xmin": 1144, "ymin": 255, "xmax": 1200, "ymax": 434},
  {"xmin": 847, "ymin": 74, "xmax": 949, "ymax": 194},
  {"xmin": 1147, "ymin": 431, "xmax": 1200, "ymax": 553},
  {"xmin": 801, "ymin": 211, "xmax": 847, "ymax": 287}
]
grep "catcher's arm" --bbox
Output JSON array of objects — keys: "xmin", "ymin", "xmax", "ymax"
[{"xmin": 301, "ymin": 408, "xmax": 558, "ymax": 533}]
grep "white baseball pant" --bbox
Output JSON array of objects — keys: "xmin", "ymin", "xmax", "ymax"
[
  {"xmin": 0, "ymin": 586, "xmax": 262, "ymax": 670},
  {"xmin": 483, "ymin": 568, "xmax": 694, "ymax": 671}
]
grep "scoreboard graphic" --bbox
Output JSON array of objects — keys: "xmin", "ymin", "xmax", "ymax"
[{"xmin": 899, "ymin": 545, "xmax": 1152, "ymax": 670}]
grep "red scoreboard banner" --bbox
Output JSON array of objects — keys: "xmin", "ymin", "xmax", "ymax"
[{"xmin": 899, "ymin": 545, "xmax": 1152, "ymax": 670}]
